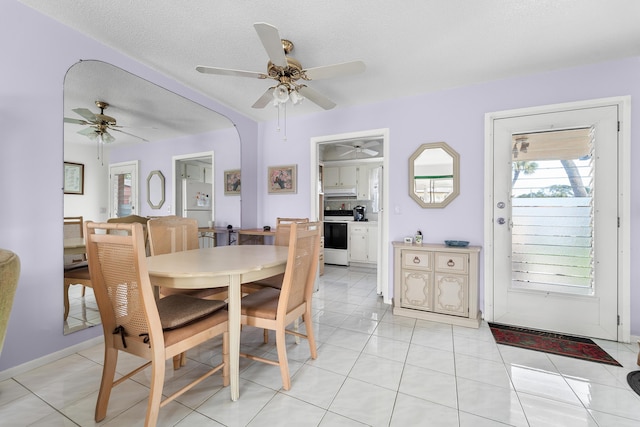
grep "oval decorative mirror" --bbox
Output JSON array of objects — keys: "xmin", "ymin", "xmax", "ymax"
[
  {"xmin": 147, "ymin": 170, "xmax": 165, "ymax": 209},
  {"xmin": 409, "ymin": 142, "xmax": 460, "ymax": 208}
]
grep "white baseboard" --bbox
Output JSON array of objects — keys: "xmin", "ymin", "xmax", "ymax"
[{"xmin": 0, "ymin": 336, "xmax": 102, "ymax": 382}]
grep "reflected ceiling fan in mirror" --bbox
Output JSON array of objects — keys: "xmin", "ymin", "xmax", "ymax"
[
  {"xmin": 196, "ymin": 22, "xmax": 365, "ymax": 138},
  {"xmin": 337, "ymin": 140, "xmax": 380, "ymax": 158},
  {"xmin": 64, "ymin": 100, "xmax": 149, "ymax": 143},
  {"xmin": 64, "ymin": 100, "xmax": 149, "ymax": 163}
]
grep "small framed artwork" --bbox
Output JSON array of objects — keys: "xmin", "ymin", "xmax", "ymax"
[
  {"xmin": 63, "ymin": 162, "xmax": 84, "ymax": 195},
  {"xmin": 268, "ymin": 164, "xmax": 297, "ymax": 194},
  {"xmin": 224, "ymin": 169, "xmax": 241, "ymax": 195}
]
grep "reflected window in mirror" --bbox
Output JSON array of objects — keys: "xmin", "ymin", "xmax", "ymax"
[{"xmin": 409, "ymin": 142, "xmax": 460, "ymax": 208}]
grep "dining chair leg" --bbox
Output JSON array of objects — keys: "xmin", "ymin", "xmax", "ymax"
[
  {"xmin": 146, "ymin": 360, "xmax": 165, "ymax": 427},
  {"xmin": 263, "ymin": 329, "xmax": 269, "ymax": 343},
  {"xmin": 63, "ymin": 283, "xmax": 71, "ymax": 321},
  {"xmin": 276, "ymin": 326, "xmax": 291, "ymax": 390},
  {"xmin": 95, "ymin": 347, "xmax": 118, "ymax": 422},
  {"xmin": 293, "ymin": 318, "xmax": 300, "ymax": 344},
  {"xmin": 303, "ymin": 311, "xmax": 318, "ymax": 359}
]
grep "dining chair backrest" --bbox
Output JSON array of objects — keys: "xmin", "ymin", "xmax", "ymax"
[
  {"xmin": 84, "ymin": 221, "xmax": 160, "ymax": 348},
  {"xmin": 107, "ymin": 215, "xmax": 150, "ymax": 255},
  {"xmin": 274, "ymin": 217, "xmax": 309, "ymax": 246},
  {"xmin": 279, "ymin": 221, "xmax": 321, "ymax": 312},
  {"xmin": 63, "ymin": 216, "xmax": 85, "ymax": 265},
  {"xmin": 147, "ymin": 216, "xmax": 199, "ymax": 256}
]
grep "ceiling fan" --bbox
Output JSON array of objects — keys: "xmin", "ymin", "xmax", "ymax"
[
  {"xmin": 196, "ymin": 22, "xmax": 365, "ymax": 110},
  {"xmin": 64, "ymin": 100, "xmax": 148, "ymax": 143},
  {"xmin": 337, "ymin": 140, "xmax": 380, "ymax": 157}
]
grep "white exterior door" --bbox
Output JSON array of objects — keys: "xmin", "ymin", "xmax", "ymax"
[
  {"xmin": 109, "ymin": 161, "xmax": 138, "ymax": 218},
  {"xmin": 489, "ymin": 103, "xmax": 620, "ymax": 340}
]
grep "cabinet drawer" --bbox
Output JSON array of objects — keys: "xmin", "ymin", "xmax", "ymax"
[
  {"xmin": 402, "ymin": 251, "xmax": 431, "ymax": 271},
  {"xmin": 435, "ymin": 252, "xmax": 468, "ymax": 274}
]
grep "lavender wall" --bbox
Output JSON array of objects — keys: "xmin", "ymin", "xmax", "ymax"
[
  {"xmin": 1, "ymin": 1, "xmax": 638, "ymax": 373},
  {"xmin": 257, "ymin": 57, "xmax": 640, "ymax": 333},
  {"xmin": 0, "ymin": 2, "xmax": 257, "ymax": 372}
]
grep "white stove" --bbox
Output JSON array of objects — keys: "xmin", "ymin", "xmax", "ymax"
[{"xmin": 322, "ymin": 210, "xmax": 352, "ymax": 266}]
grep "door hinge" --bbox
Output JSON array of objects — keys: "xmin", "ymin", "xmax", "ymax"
[
  {"xmin": 618, "ymin": 121, "xmax": 620, "ymax": 132},
  {"xmin": 617, "ymin": 315, "xmax": 621, "ymax": 325},
  {"xmin": 618, "ymin": 217, "xmax": 620, "ymax": 228}
]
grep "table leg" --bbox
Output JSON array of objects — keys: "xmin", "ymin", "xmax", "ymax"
[{"xmin": 228, "ymin": 274, "xmax": 241, "ymax": 400}]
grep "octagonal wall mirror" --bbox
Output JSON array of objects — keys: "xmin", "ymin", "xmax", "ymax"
[
  {"xmin": 409, "ymin": 142, "xmax": 460, "ymax": 208},
  {"xmin": 147, "ymin": 170, "xmax": 165, "ymax": 209}
]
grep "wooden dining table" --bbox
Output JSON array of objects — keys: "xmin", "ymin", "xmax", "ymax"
[{"xmin": 145, "ymin": 244, "xmax": 289, "ymax": 401}]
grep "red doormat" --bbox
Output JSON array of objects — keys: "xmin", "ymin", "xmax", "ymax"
[{"xmin": 489, "ymin": 323, "xmax": 621, "ymax": 367}]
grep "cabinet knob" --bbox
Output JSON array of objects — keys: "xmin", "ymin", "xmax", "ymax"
[
  {"xmin": 447, "ymin": 259, "xmax": 455, "ymax": 267},
  {"xmin": 413, "ymin": 256, "xmax": 420, "ymax": 264}
]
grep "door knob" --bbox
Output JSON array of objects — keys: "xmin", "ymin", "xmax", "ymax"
[{"xmin": 497, "ymin": 217, "xmax": 506, "ymax": 225}]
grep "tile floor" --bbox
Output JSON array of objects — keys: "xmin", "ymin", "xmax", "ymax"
[{"xmin": 3, "ymin": 265, "xmax": 640, "ymax": 426}]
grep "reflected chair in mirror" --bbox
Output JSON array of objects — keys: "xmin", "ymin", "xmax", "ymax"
[
  {"xmin": 85, "ymin": 221, "xmax": 229, "ymax": 427},
  {"xmin": 239, "ymin": 221, "xmax": 321, "ymax": 390},
  {"xmin": 63, "ymin": 216, "xmax": 92, "ymax": 321},
  {"xmin": 0, "ymin": 249, "xmax": 20, "ymax": 357}
]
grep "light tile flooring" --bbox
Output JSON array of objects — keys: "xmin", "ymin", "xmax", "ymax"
[{"xmin": 3, "ymin": 265, "xmax": 640, "ymax": 426}]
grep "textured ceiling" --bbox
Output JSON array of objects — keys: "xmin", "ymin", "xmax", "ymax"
[{"xmin": 21, "ymin": 0, "xmax": 640, "ymax": 129}]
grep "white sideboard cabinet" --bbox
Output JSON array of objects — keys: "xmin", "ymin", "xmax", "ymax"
[{"xmin": 392, "ymin": 242, "xmax": 481, "ymax": 328}]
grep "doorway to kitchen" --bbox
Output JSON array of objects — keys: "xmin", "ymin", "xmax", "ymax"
[
  {"xmin": 310, "ymin": 129, "xmax": 390, "ymax": 302},
  {"xmin": 484, "ymin": 97, "xmax": 630, "ymax": 341}
]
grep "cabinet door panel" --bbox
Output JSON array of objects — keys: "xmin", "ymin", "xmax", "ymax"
[
  {"xmin": 401, "ymin": 270, "xmax": 432, "ymax": 310},
  {"xmin": 433, "ymin": 274, "xmax": 468, "ymax": 316}
]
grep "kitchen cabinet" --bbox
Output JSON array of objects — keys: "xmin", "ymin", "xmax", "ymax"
[
  {"xmin": 324, "ymin": 166, "xmax": 357, "ymax": 188},
  {"xmin": 392, "ymin": 242, "xmax": 481, "ymax": 328},
  {"xmin": 349, "ymin": 222, "xmax": 377, "ymax": 264},
  {"xmin": 356, "ymin": 166, "xmax": 370, "ymax": 200}
]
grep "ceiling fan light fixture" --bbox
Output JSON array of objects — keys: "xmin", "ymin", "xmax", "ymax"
[
  {"xmin": 289, "ymin": 89, "xmax": 304, "ymax": 105},
  {"xmin": 273, "ymin": 84, "xmax": 290, "ymax": 104}
]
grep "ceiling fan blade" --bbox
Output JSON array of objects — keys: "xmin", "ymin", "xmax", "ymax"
[
  {"xmin": 252, "ymin": 88, "xmax": 275, "ymax": 109},
  {"xmin": 64, "ymin": 117, "xmax": 90, "ymax": 125},
  {"xmin": 335, "ymin": 143, "xmax": 354, "ymax": 148},
  {"xmin": 362, "ymin": 148, "xmax": 378, "ymax": 156},
  {"xmin": 196, "ymin": 65, "xmax": 267, "ymax": 79},
  {"xmin": 297, "ymin": 86, "xmax": 336, "ymax": 110},
  {"xmin": 110, "ymin": 127, "xmax": 149, "ymax": 142},
  {"xmin": 362, "ymin": 140, "xmax": 380, "ymax": 149},
  {"xmin": 339, "ymin": 149, "xmax": 356, "ymax": 157},
  {"xmin": 72, "ymin": 108, "xmax": 97, "ymax": 122},
  {"xmin": 303, "ymin": 61, "xmax": 366, "ymax": 81},
  {"xmin": 253, "ymin": 22, "xmax": 287, "ymax": 68}
]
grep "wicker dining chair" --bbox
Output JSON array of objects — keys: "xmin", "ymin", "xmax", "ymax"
[
  {"xmin": 85, "ymin": 221, "xmax": 229, "ymax": 427},
  {"xmin": 147, "ymin": 216, "xmax": 228, "ymax": 301},
  {"xmin": 239, "ymin": 221, "xmax": 321, "ymax": 390}
]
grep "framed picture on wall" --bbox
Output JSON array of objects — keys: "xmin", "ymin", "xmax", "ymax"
[
  {"xmin": 224, "ymin": 169, "xmax": 241, "ymax": 195},
  {"xmin": 268, "ymin": 164, "xmax": 297, "ymax": 194},
  {"xmin": 63, "ymin": 162, "xmax": 84, "ymax": 195}
]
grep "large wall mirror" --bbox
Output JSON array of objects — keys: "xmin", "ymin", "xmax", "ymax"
[
  {"xmin": 409, "ymin": 142, "xmax": 460, "ymax": 208},
  {"xmin": 63, "ymin": 60, "xmax": 240, "ymax": 334}
]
